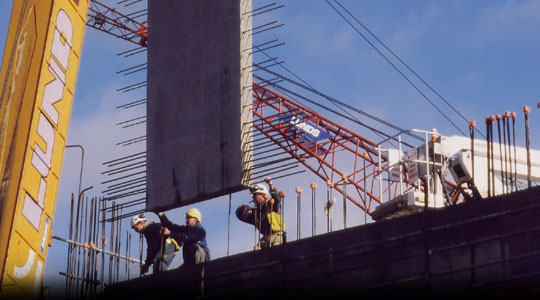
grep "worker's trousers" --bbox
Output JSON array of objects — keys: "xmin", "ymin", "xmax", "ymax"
[
  {"xmin": 183, "ymin": 244, "xmax": 208, "ymax": 266},
  {"xmin": 152, "ymin": 243, "xmax": 177, "ymax": 273},
  {"xmin": 255, "ymin": 231, "xmax": 285, "ymax": 250}
]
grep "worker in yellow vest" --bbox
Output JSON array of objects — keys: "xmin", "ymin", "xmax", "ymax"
[{"xmin": 236, "ymin": 177, "xmax": 286, "ymax": 249}]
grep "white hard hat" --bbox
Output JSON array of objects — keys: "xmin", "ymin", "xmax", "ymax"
[
  {"xmin": 186, "ymin": 208, "xmax": 202, "ymax": 222},
  {"xmin": 249, "ymin": 183, "xmax": 268, "ymax": 195},
  {"xmin": 131, "ymin": 214, "xmax": 146, "ymax": 228}
]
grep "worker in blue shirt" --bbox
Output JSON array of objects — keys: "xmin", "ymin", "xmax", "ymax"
[
  {"xmin": 131, "ymin": 214, "xmax": 180, "ymax": 274},
  {"xmin": 158, "ymin": 208, "xmax": 210, "ymax": 266}
]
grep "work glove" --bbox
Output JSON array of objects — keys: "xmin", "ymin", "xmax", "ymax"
[
  {"xmin": 236, "ymin": 204, "xmax": 251, "ymax": 220},
  {"xmin": 141, "ymin": 263, "xmax": 149, "ymax": 275}
]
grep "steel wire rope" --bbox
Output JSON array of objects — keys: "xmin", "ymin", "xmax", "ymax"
[
  {"xmin": 253, "ymin": 74, "xmax": 416, "ymax": 149},
  {"xmin": 251, "ymin": 46, "xmax": 420, "ymax": 148},
  {"xmin": 325, "ymin": 0, "xmax": 467, "ymax": 137},
  {"xmin": 331, "ymin": 0, "xmax": 484, "ymax": 139},
  {"xmin": 254, "ymin": 63, "xmax": 423, "ymax": 145}
]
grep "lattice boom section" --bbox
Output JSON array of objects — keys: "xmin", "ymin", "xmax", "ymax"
[{"xmin": 251, "ymin": 83, "xmax": 415, "ymax": 214}]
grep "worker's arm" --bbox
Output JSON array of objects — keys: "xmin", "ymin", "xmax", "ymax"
[
  {"xmin": 265, "ymin": 177, "xmax": 281, "ymax": 212},
  {"xmin": 171, "ymin": 225, "xmax": 206, "ymax": 244},
  {"xmin": 158, "ymin": 213, "xmax": 185, "ymax": 232},
  {"xmin": 236, "ymin": 204, "xmax": 255, "ymax": 225},
  {"xmin": 142, "ymin": 223, "xmax": 161, "ymax": 271}
]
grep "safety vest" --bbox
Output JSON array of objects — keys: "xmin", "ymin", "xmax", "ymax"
[{"xmin": 266, "ymin": 198, "xmax": 285, "ymax": 232}]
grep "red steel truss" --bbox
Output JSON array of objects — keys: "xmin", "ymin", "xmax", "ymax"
[{"xmin": 251, "ymin": 82, "xmax": 420, "ymax": 214}]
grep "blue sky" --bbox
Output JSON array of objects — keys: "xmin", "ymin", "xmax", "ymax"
[{"xmin": 1, "ymin": 0, "xmax": 540, "ymax": 296}]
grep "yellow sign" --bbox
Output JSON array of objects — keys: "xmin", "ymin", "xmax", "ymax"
[{"xmin": 0, "ymin": 0, "xmax": 88, "ymax": 297}]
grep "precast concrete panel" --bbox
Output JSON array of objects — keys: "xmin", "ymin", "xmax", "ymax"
[{"xmin": 147, "ymin": 0, "xmax": 253, "ymax": 211}]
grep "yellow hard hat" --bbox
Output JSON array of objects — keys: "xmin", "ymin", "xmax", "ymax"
[{"xmin": 186, "ymin": 208, "xmax": 202, "ymax": 222}]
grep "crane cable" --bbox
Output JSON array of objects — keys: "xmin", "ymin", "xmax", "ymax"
[
  {"xmin": 251, "ymin": 46, "xmax": 423, "ymax": 148},
  {"xmin": 253, "ymin": 74, "xmax": 417, "ymax": 149},
  {"xmin": 254, "ymin": 62, "xmax": 424, "ymax": 144},
  {"xmin": 332, "ymin": 0, "xmax": 481, "ymax": 137},
  {"xmin": 325, "ymin": 0, "xmax": 474, "ymax": 138}
]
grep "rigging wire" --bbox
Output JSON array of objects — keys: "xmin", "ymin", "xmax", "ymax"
[
  {"xmin": 254, "ymin": 62, "xmax": 423, "ymax": 144},
  {"xmin": 251, "ymin": 45, "xmax": 420, "ymax": 148},
  {"xmin": 332, "ymin": 0, "xmax": 482, "ymax": 137},
  {"xmin": 253, "ymin": 74, "xmax": 416, "ymax": 149},
  {"xmin": 325, "ymin": 0, "xmax": 468, "ymax": 137}
]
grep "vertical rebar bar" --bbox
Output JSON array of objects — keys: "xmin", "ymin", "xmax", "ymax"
[
  {"xmin": 496, "ymin": 114, "xmax": 505, "ymax": 194},
  {"xmin": 326, "ymin": 181, "xmax": 332, "ymax": 233},
  {"xmin": 116, "ymin": 206, "xmax": 122, "ymax": 282},
  {"xmin": 486, "ymin": 118, "xmax": 491, "ymax": 197},
  {"xmin": 311, "ymin": 183, "xmax": 317, "ymax": 237},
  {"xmin": 101, "ymin": 198, "xmax": 106, "ymax": 294},
  {"xmin": 505, "ymin": 112, "xmax": 513, "ymax": 192},
  {"xmin": 109, "ymin": 201, "xmax": 115, "ymax": 284},
  {"xmin": 279, "ymin": 191, "xmax": 285, "ymax": 244},
  {"xmin": 363, "ymin": 153, "xmax": 367, "ymax": 224},
  {"xmin": 512, "ymin": 112, "xmax": 518, "ymax": 191},
  {"xmin": 65, "ymin": 194, "xmax": 74, "ymax": 299},
  {"xmin": 469, "ymin": 121, "xmax": 476, "ymax": 188},
  {"xmin": 489, "ymin": 116, "xmax": 495, "ymax": 195},
  {"xmin": 524, "ymin": 106, "xmax": 532, "ymax": 188},
  {"xmin": 342, "ymin": 175, "xmax": 348, "ymax": 229},
  {"xmin": 296, "ymin": 187, "xmax": 302, "ymax": 240},
  {"xmin": 139, "ymin": 230, "xmax": 143, "ymax": 276},
  {"xmin": 227, "ymin": 193, "xmax": 231, "ymax": 256},
  {"xmin": 502, "ymin": 114, "xmax": 509, "ymax": 192},
  {"xmin": 74, "ymin": 193, "xmax": 83, "ymax": 297},
  {"xmin": 127, "ymin": 232, "xmax": 132, "ymax": 280}
]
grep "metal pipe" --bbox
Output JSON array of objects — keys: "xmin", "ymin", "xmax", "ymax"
[
  {"xmin": 326, "ymin": 181, "xmax": 332, "ymax": 233},
  {"xmin": 79, "ymin": 197, "xmax": 88, "ymax": 298},
  {"xmin": 296, "ymin": 187, "xmax": 302, "ymax": 240},
  {"xmin": 311, "ymin": 183, "xmax": 317, "ymax": 237},
  {"xmin": 342, "ymin": 174, "xmax": 348, "ymax": 229},
  {"xmin": 52, "ymin": 236, "xmax": 141, "ymax": 263},
  {"xmin": 489, "ymin": 116, "xmax": 495, "ymax": 195},
  {"xmin": 496, "ymin": 115, "xmax": 505, "ymax": 193},
  {"xmin": 279, "ymin": 191, "xmax": 286, "ymax": 244},
  {"xmin": 227, "ymin": 194, "xmax": 231, "ymax": 256},
  {"xmin": 505, "ymin": 112, "xmax": 513, "ymax": 192},
  {"xmin": 469, "ymin": 121, "xmax": 476, "ymax": 188},
  {"xmin": 512, "ymin": 112, "xmax": 518, "ymax": 190},
  {"xmin": 524, "ymin": 106, "xmax": 532, "ymax": 188},
  {"xmin": 65, "ymin": 194, "xmax": 74, "ymax": 299},
  {"xmin": 100, "ymin": 198, "xmax": 106, "ymax": 293},
  {"xmin": 108, "ymin": 201, "xmax": 115, "ymax": 284},
  {"xmin": 485, "ymin": 117, "xmax": 491, "ymax": 197},
  {"xmin": 65, "ymin": 145, "xmax": 85, "ymax": 201},
  {"xmin": 363, "ymin": 154, "xmax": 367, "ymax": 224},
  {"xmin": 116, "ymin": 206, "xmax": 123, "ymax": 282},
  {"xmin": 502, "ymin": 114, "xmax": 509, "ymax": 192}
]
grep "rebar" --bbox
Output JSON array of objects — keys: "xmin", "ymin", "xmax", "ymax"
[
  {"xmin": 296, "ymin": 187, "xmax": 302, "ymax": 240},
  {"xmin": 524, "ymin": 106, "xmax": 532, "ymax": 188},
  {"xmin": 311, "ymin": 183, "xmax": 317, "ymax": 237},
  {"xmin": 496, "ymin": 115, "xmax": 505, "ymax": 193}
]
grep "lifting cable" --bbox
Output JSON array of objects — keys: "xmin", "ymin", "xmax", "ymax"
[
  {"xmin": 254, "ymin": 62, "xmax": 423, "ymax": 144},
  {"xmin": 254, "ymin": 74, "xmax": 416, "ymax": 149},
  {"xmin": 251, "ymin": 45, "xmax": 422, "ymax": 148},
  {"xmin": 326, "ymin": 0, "xmax": 482, "ymax": 138}
]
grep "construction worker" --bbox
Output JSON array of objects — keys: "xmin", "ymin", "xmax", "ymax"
[
  {"xmin": 236, "ymin": 177, "xmax": 285, "ymax": 249},
  {"xmin": 131, "ymin": 214, "xmax": 180, "ymax": 275},
  {"xmin": 159, "ymin": 208, "xmax": 210, "ymax": 266}
]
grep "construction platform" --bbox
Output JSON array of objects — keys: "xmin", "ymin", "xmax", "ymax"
[{"xmin": 105, "ymin": 186, "xmax": 540, "ymax": 299}]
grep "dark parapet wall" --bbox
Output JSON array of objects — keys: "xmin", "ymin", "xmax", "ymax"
[
  {"xmin": 146, "ymin": 0, "xmax": 253, "ymax": 211},
  {"xmin": 106, "ymin": 187, "xmax": 540, "ymax": 298}
]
